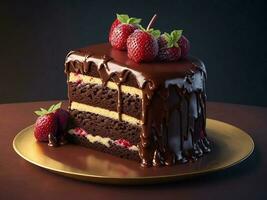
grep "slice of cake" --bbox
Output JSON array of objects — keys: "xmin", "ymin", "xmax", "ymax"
[{"xmin": 65, "ymin": 43, "xmax": 211, "ymax": 167}]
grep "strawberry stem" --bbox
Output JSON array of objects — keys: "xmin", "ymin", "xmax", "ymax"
[{"xmin": 146, "ymin": 14, "xmax": 157, "ymax": 31}]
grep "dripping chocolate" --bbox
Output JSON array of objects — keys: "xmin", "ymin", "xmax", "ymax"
[{"xmin": 65, "ymin": 43, "xmax": 211, "ymax": 167}]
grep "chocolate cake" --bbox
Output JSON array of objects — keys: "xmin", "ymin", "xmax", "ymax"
[{"xmin": 65, "ymin": 43, "xmax": 211, "ymax": 167}]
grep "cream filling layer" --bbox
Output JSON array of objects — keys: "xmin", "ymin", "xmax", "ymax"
[
  {"xmin": 68, "ymin": 129, "xmax": 138, "ymax": 151},
  {"xmin": 68, "ymin": 72, "xmax": 142, "ymax": 97},
  {"xmin": 86, "ymin": 134, "xmax": 111, "ymax": 147},
  {"xmin": 70, "ymin": 101, "xmax": 141, "ymax": 125}
]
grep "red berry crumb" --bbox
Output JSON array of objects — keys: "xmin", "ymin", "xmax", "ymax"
[
  {"xmin": 115, "ymin": 139, "xmax": 132, "ymax": 148},
  {"xmin": 74, "ymin": 128, "xmax": 87, "ymax": 136}
]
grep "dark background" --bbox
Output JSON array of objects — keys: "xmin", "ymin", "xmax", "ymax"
[{"xmin": 1, "ymin": 0, "xmax": 267, "ymax": 106}]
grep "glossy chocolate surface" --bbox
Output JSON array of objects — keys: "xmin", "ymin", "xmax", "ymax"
[
  {"xmin": 65, "ymin": 43, "xmax": 205, "ymax": 89},
  {"xmin": 65, "ymin": 43, "xmax": 211, "ymax": 167}
]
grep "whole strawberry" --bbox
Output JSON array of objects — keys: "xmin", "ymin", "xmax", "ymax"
[
  {"xmin": 109, "ymin": 14, "xmax": 142, "ymax": 50},
  {"xmin": 33, "ymin": 102, "xmax": 62, "ymax": 142},
  {"xmin": 127, "ymin": 15, "xmax": 160, "ymax": 63},
  {"xmin": 157, "ymin": 30, "xmax": 183, "ymax": 61},
  {"xmin": 178, "ymin": 35, "xmax": 190, "ymax": 58},
  {"xmin": 34, "ymin": 113, "xmax": 57, "ymax": 142}
]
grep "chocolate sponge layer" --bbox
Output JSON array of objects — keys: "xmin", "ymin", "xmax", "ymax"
[
  {"xmin": 67, "ymin": 133, "xmax": 140, "ymax": 161},
  {"xmin": 69, "ymin": 109, "xmax": 141, "ymax": 144},
  {"xmin": 68, "ymin": 82, "xmax": 142, "ymax": 119}
]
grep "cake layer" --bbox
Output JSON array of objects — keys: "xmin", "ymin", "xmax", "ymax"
[
  {"xmin": 67, "ymin": 128, "xmax": 139, "ymax": 161},
  {"xmin": 70, "ymin": 102, "xmax": 141, "ymax": 125},
  {"xmin": 68, "ymin": 81, "xmax": 142, "ymax": 119},
  {"xmin": 69, "ymin": 72, "xmax": 142, "ymax": 96},
  {"xmin": 66, "ymin": 61, "xmax": 140, "ymax": 88},
  {"xmin": 69, "ymin": 109, "xmax": 141, "ymax": 144}
]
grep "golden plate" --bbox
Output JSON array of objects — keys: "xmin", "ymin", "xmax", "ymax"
[{"xmin": 13, "ymin": 119, "xmax": 254, "ymax": 184}]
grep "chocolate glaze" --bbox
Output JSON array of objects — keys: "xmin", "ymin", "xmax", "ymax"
[
  {"xmin": 48, "ymin": 133, "xmax": 59, "ymax": 147},
  {"xmin": 48, "ymin": 132, "xmax": 68, "ymax": 147},
  {"xmin": 65, "ymin": 43, "xmax": 211, "ymax": 167}
]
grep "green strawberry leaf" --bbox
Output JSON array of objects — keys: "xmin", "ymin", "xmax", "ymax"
[
  {"xmin": 117, "ymin": 13, "xmax": 142, "ymax": 25},
  {"xmin": 138, "ymin": 24, "xmax": 146, "ymax": 31},
  {"xmin": 137, "ymin": 25, "xmax": 161, "ymax": 38},
  {"xmin": 171, "ymin": 30, "xmax": 183, "ymax": 43},
  {"xmin": 53, "ymin": 102, "xmax": 62, "ymax": 111},
  {"xmin": 163, "ymin": 32, "xmax": 171, "ymax": 40},
  {"xmin": 116, "ymin": 14, "xmax": 129, "ymax": 23},
  {"xmin": 48, "ymin": 104, "xmax": 55, "ymax": 112},
  {"xmin": 163, "ymin": 30, "xmax": 183, "ymax": 48},
  {"xmin": 150, "ymin": 29, "xmax": 161, "ymax": 39},
  {"xmin": 127, "ymin": 17, "xmax": 142, "ymax": 25},
  {"xmin": 34, "ymin": 102, "xmax": 62, "ymax": 116},
  {"xmin": 40, "ymin": 108, "xmax": 47, "ymax": 113},
  {"xmin": 34, "ymin": 110, "xmax": 44, "ymax": 116},
  {"xmin": 163, "ymin": 33, "xmax": 173, "ymax": 48}
]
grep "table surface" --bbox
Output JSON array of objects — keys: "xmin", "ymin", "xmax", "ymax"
[{"xmin": 0, "ymin": 101, "xmax": 266, "ymax": 200}]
